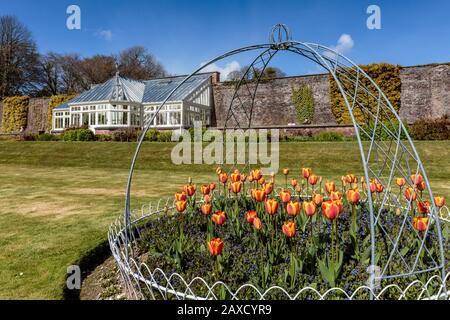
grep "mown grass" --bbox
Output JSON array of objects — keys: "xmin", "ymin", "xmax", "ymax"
[{"xmin": 0, "ymin": 140, "xmax": 448, "ymax": 299}]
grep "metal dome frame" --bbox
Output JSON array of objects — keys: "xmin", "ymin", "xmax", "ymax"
[{"xmin": 113, "ymin": 24, "xmax": 447, "ymax": 299}]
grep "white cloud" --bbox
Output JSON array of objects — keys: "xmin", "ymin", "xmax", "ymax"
[
  {"xmin": 332, "ymin": 34, "xmax": 354, "ymax": 54},
  {"xmin": 95, "ymin": 29, "xmax": 113, "ymax": 41},
  {"xmin": 200, "ymin": 60, "xmax": 241, "ymax": 81}
]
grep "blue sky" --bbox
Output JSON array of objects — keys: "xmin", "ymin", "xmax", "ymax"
[{"xmin": 1, "ymin": 0, "xmax": 449, "ymax": 78}]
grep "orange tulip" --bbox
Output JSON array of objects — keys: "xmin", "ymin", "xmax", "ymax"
[
  {"xmin": 283, "ymin": 168, "xmax": 289, "ymax": 176},
  {"xmin": 240, "ymin": 174, "xmax": 247, "ymax": 182},
  {"xmin": 286, "ymin": 201, "xmax": 300, "ymax": 216},
  {"xmin": 219, "ymin": 172, "xmax": 228, "ymax": 184},
  {"xmin": 212, "ymin": 211, "xmax": 226, "ymax": 225},
  {"xmin": 183, "ymin": 184, "xmax": 196, "ymax": 197},
  {"xmin": 302, "ymin": 168, "xmax": 312, "ymax": 179},
  {"xmin": 175, "ymin": 191, "xmax": 186, "ymax": 202},
  {"xmin": 329, "ymin": 191, "xmax": 341, "ymax": 201},
  {"xmin": 251, "ymin": 169, "xmax": 262, "ymax": 181},
  {"xmin": 335, "ymin": 199, "xmax": 344, "ymax": 214},
  {"xmin": 253, "ymin": 217, "xmax": 262, "ymax": 230},
  {"xmin": 248, "ymin": 176, "xmax": 254, "ymax": 183},
  {"xmin": 308, "ymin": 174, "xmax": 318, "ymax": 186},
  {"xmin": 364, "ymin": 181, "xmax": 377, "ymax": 194},
  {"xmin": 265, "ymin": 198, "xmax": 278, "ymax": 215},
  {"xmin": 322, "ymin": 200, "xmax": 340, "ymax": 221},
  {"xmin": 231, "ymin": 171, "xmax": 241, "ymax": 183},
  {"xmin": 203, "ymin": 194, "xmax": 211, "ymax": 203},
  {"xmin": 411, "ymin": 174, "xmax": 423, "ymax": 186},
  {"xmin": 396, "ymin": 177, "xmax": 406, "ymax": 188},
  {"xmin": 245, "ymin": 210, "xmax": 257, "ymax": 223},
  {"xmin": 282, "ymin": 221, "xmax": 296, "ymax": 238},
  {"xmin": 303, "ymin": 201, "xmax": 316, "ymax": 217},
  {"xmin": 347, "ymin": 189, "xmax": 361, "ymax": 205},
  {"xmin": 279, "ymin": 189, "xmax": 291, "ymax": 203},
  {"xmin": 404, "ymin": 187, "xmax": 417, "ymax": 202},
  {"xmin": 175, "ymin": 200, "xmax": 187, "ymax": 213},
  {"xmin": 209, "ymin": 182, "xmax": 216, "ymax": 191},
  {"xmin": 263, "ymin": 182, "xmax": 273, "ymax": 195},
  {"xmin": 252, "ymin": 188, "xmax": 266, "ymax": 202},
  {"xmin": 434, "ymin": 196, "xmax": 445, "ymax": 208},
  {"xmin": 417, "ymin": 201, "xmax": 430, "ymax": 215},
  {"xmin": 258, "ymin": 177, "xmax": 265, "ymax": 185},
  {"xmin": 417, "ymin": 181, "xmax": 426, "ymax": 192},
  {"xmin": 325, "ymin": 181, "xmax": 335, "ymax": 194},
  {"xmin": 230, "ymin": 181, "xmax": 242, "ymax": 194},
  {"xmin": 313, "ymin": 193, "xmax": 324, "ymax": 205},
  {"xmin": 344, "ymin": 174, "xmax": 358, "ymax": 184},
  {"xmin": 201, "ymin": 184, "xmax": 210, "ymax": 195},
  {"xmin": 376, "ymin": 183, "xmax": 384, "ymax": 193},
  {"xmin": 201, "ymin": 203, "xmax": 212, "ymax": 216},
  {"xmin": 215, "ymin": 167, "xmax": 222, "ymax": 175},
  {"xmin": 291, "ymin": 178, "xmax": 298, "ymax": 187},
  {"xmin": 207, "ymin": 238, "xmax": 224, "ymax": 256},
  {"xmin": 412, "ymin": 217, "xmax": 429, "ymax": 232}
]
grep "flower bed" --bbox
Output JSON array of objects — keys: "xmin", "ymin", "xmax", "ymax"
[{"xmin": 129, "ymin": 168, "xmax": 449, "ymax": 300}]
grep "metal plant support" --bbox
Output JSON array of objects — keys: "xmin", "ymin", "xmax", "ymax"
[{"xmin": 110, "ymin": 24, "xmax": 448, "ymax": 299}]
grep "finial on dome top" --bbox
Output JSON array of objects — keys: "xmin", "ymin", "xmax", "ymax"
[
  {"xmin": 115, "ymin": 61, "xmax": 120, "ymax": 76},
  {"xmin": 269, "ymin": 23, "xmax": 292, "ymax": 47}
]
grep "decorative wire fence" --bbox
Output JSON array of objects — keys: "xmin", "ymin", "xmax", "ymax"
[{"xmin": 108, "ymin": 194, "xmax": 449, "ymax": 300}]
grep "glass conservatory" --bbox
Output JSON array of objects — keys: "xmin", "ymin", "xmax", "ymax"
[{"xmin": 52, "ymin": 72, "xmax": 215, "ymax": 133}]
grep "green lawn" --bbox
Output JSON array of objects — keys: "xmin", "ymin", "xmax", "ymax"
[{"xmin": 0, "ymin": 140, "xmax": 449, "ymax": 299}]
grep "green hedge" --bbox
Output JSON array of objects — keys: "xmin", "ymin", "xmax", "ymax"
[
  {"xmin": 63, "ymin": 128, "xmax": 95, "ymax": 141},
  {"xmin": 2, "ymin": 96, "xmax": 30, "ymax": 132},
  {"xmin": 292, "ymin": 84, "xmax": 315, "ymax": 124},
  {"xmin": 47, "ymin": 94, "xmax": 76, "ymax": 131},
  {"xmin": 330, "ymin": 63, "xmax": 401, "ymax": 124}
]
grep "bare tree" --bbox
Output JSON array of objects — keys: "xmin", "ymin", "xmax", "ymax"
[
  {"xmin": 38, "ymin": 52, "xmax": 61, "ymax": 95},
  {"xmin": 118, "ymin": 46, "xmax": 166, "ymax": 80},
  {"xmin": 0, "ymin": 15, "xmax": 40, "ymax": 98},
  {"xmin": 79, "ymin": 54, "xmax": 116, "ymax": 88}
]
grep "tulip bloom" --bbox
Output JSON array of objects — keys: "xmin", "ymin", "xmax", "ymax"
[
  {"xmin": 364, "ymin": 181, "xmax": 377, "ymax": 194},
  {"xmin": 417, "ymin": 181, "xmax": 426, "ymax": 192},
  {"xmin": 411, "ymin": 174, "xmax": 423, "ymax": 186},
  {"xmin": 209, "ymin": 182, "xmax": 216, "ymax": 191},
  {"xmin": 344, "ymin": 174, "xmax": 358, "ymax": 184},
  {"xmin": 325, "ymin": 181, "xmax": 335, "ymax": 194},
  {"xmin": 265, "ymin": 198, "xmax": 278, "ymax": 215},
  {"xmin": 240, "ymin": 174, "xmax": 247, "ymax": 182},
  {"xmin": 252, "ymin": 188, "xmax": 266, "ymax": 202},
  {"xmin": 203, "ymin": 194, "xmax": 211, "ymax": 203},
  {"xmin": 282, "ymin": 221, "xmax": 296, "ymax": 238},
  {"xmin": 208, "ymin": 238, "xmax": 224, "ymax": 256},
  {"xmin": 287, "ymin": 201, "xmax": 300, "ymax": 216},
  {"xmin": 347, "ymin": 189, "xmax": 361, "ymax": 205},
  {"xmin": 245, "ymin": 210, "xmax": 257, "ymax": 223},
  {"xmin": 279, "ymin": 189, "xmax": 291, "ymax": 203},
  {"xmin": 376, "ymin": 183, "xmax": 384, "ymax": 193},
  {"xmin": 283, "ymin": 168, "xmax": 289, "ymax": 176},
  {"xmin": 313, "ymin": 193, "xmax": 324, "ymax": 205},
  {"xmin": 258, "ymin": 177, "xmax": 265, "ymax": 185},
  {"xmin": 396, "ymin": 177, "xmax": 406, "ymax": 188},
  {"xmin": 291, "ymin": 179, "xmax": 298, "ymax": 188},
  {"xmin": 335, "ymin": 199, "xmax": 344, "ymax": 214},
  {"xmin": 417, "ymin": 201, "xmax": 430, "ymax": 214},
  {"xmin": 230, "ymin": 181, "xmax": 242, "ymax": 194},
  {"xmin": 231, "ymin": 170, "xmax": 241, "ymax": 183},
  {"xmin": 183, "ymin": 184, "xmax": 196, "ymax": 197},
  {"xmin": 329, "ymin": 191, "xmax": 341, "ymax": 201},
  {"xmin": 302, "ymin": 168, "xmax": 312, "ymax": 179},
  {"xmin": 404, "ymin": 187, "xmax": 417, "ymax": 202},
  {"xmin": 175, "ymin": 200, "xmax": 187, "ymax": 213},
  {"xmin": 303, "ymin": 201, "xmax": 316, "ymax": 217},
  {"xmin": 201, "ymin": 184, "xmax": 210, "ymax": 195},
  {"xmin": 412, "ymin": 217, "xmax": 429, "ymax": 232},
  {"xmin": 263, "ymin": 182, "xmax": 273, "ymax": 195},
  {"xmin": 434, "ymin": 196, "xmax": 445, "ymax": 208},
  {"xmin": 175, "ymin": 191, "xmax": 187, "ymax": 202},
  {"xmin": 212, "ymin": 211, "xmax": 226, "ymax": 225},
  {"xmin": 251, "ymin": 169, "xmax": 262, "ymax": 181},
  {"xmin": 253, "ymin": 217, "xmax": 262, "ymax": 230},
  {"xmin": 308, "ymin": 174, "xmax": 318, "ymax": 186},
  {"xmin": 201, "ymin": 203, "xmax": 212, "ymax": 216},
  {"xmin": 219, "ymin": 173, "xmax": 228, "ymax": 184},
  {"xmin": 322, "ymin": 200, "xmax": 340, "ymax": 221}
]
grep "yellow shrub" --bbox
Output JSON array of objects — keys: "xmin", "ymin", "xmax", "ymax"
[
  {"xmin": 329, "ymin": 63, "xmax": 401, "ymax": 124},
  {"xmin": 2, "ymin": 96, "xmax": 30, "ymax": 132}
]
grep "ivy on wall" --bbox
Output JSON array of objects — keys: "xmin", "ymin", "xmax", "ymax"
[
  {"xmin": 329, "ymin": 63, "xmax": 401, "ymax": 124},
  {"xmin": 1, "ymin": 96, "xmax": 30, "ymax": 132},
  {"xmin": 292, "ymin": 84, "xmax": 315, "ymax": 124},
  {"xmin": 47, "ymin": 94, "xmax": 76, "ymax": 131}
]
